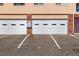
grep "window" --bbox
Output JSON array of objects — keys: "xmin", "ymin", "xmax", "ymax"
[
  {"xmin": 76, "ymin": 3, "xmax": 79, "ymax": 12},
  {"xmin": 11, "ymin": 24, "xmax": 16, "ymax": 26},
  {"xmin": 56, "ymin": 3, "xmax": 62, "ymax": 5},
  {"xmin": 60, "ymin": 24, "xmax": 65, "ymax": 25},
  {"xmin": 20, "ymin": 24, "xmax": 25, "ymax": 26},
  {"xmin": 2, "ymin": 24, "xmax": 7, "ymax": 26},
  {"xmin": 0, "ymin": 3, "xmax": 3, "ymax": 6},
  {"xmin": 34, "ymin": 3, "xmax": 44, "ymax": 5},
  {"xmin": 34, "ymin": 24, "xmax": 39, "ymax": 25},
  {"xmin": 13, "ymin": 3, "xmax": 25, "ymax": 6},
  {"xmin": 52, "ymin": 24, "xmax": 56, "ymax": 25},
  {"xmin": 55, "ymin": 3, "xmax": 68, "ymax": 6},
  {"xmin": 43, "ymin": 24, "xmax": 48, "ymax": 25}
]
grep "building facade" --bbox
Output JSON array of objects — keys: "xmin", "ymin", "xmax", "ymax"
[{"xmin": 0, "ymin": 3, "xmax": 78, "ymax": 34}]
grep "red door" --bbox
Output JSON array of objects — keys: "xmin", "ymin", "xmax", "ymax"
[{"xmin": 74, "ymin": 19, "xmax": 79, "ymax": 33}]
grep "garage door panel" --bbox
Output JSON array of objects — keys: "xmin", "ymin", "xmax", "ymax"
[
  {"xmin": 9, "ymin": 20, "xmax": 27, "ymax": 34},
  {"xmin": 32, "ymin": 20, "xmax": 68, "ymax": 34},
  {"xmin": 0, "ymin": 20, "xmax": 27, "ymax": 34},
  {"xmin": 8, "ymin": 29, "xmax": 26, "ymax": 34}
]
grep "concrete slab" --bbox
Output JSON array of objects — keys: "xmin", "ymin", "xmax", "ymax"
[{"xmin": 0, "ymin": 34, "xmax": 79, "ymax": 56}]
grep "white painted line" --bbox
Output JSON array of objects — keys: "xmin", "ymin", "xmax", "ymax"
[
  {"xmin": 17, "ymin": 34, "xmax": 30, "ymax": 48},
  {"xmin": 69, "ymin": 34, "xmax": 79, "ymax": 39},
  {"xmin": 50, "ymin": 34, "xmax": 62, "ymax": 49},
  {"xmin": 0, "ymin": 35, "xmax": 9, "ymax": 39}
]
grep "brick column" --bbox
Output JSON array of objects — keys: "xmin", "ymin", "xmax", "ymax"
[
  {"xmin": 68, "ymin": 14, "xmax": 73, "ymax": 34},
  {"xmin": 27, "ymin": 14, "xmax": 32, "ymax": 34}
]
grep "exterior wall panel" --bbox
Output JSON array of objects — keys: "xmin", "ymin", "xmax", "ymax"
[
  {"xmin": 32, "ymin": 15, "xmax": 68, "ymax": 19},
  {"xmin": 0, "ymin": 3, "xmax": 73, "ymax": 14},
  {"xmin": 0, "ymin": 15, "xmax": 27, "ymax": 19}
]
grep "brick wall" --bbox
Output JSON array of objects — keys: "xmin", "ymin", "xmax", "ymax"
[{"xmin": 68, "ymin": 14, "xmax": 73, "ymax": 34}]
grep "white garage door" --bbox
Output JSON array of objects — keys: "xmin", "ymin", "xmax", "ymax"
[
  {"xmin": 32, "ymin": 20, "xmax": 68, "ymax": 34},
  {"xmin": 0, "ymin": 20, "xmax": 27, "ymax": 34}
]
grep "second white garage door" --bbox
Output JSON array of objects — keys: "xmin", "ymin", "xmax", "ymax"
[
  {"xmin": 32, "ymin": 20, "xmax": 68, "ymax": 34},
  {"xmin": 0, "ymin": 20, "xmax": 27, "ymax": 34}
]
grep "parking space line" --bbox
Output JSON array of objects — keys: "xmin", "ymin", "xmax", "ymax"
[
  {"xmin": 17, "ymin": 34, "xmax": 30, "ymax": 48},
  {"xmin": 0, "ymin": 35, "xmax": 9, "ymax": 39},
  {"xmin": 49, "ymin": 34, "xmax": 62, "ymax": 49},
  {"xmin": 69, "ymin": 34, "xmax": 79, "ymax": 39}
]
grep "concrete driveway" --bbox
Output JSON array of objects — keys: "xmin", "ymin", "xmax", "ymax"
[{"xmin": 0, "ymin": 34, "xmax": 79, "ymax": 56}]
